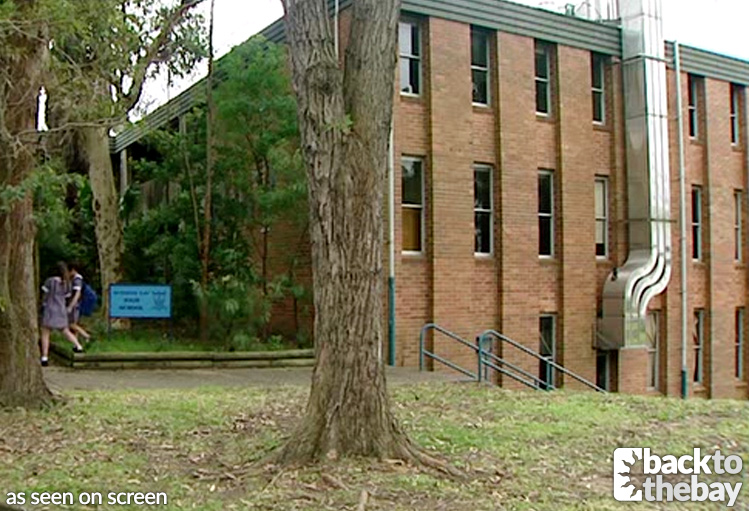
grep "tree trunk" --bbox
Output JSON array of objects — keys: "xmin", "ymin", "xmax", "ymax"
[
  {"xmin": 79, "ymin": 126, "xmax": 124, "ymax": 319},
  {"xmin": 0, "ymin": 1, "xmax": 54, "ymax": 409},
  {"xmin": 275, "ymin": 0, "xmax": 432, "ymax": 464},
  {"xmin": 198, "ymin": 0, "xmax": 217, "ymax": 343}
]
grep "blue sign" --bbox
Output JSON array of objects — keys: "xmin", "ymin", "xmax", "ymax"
[{"xmin": 109, "ymin": 284, "xmax": 172, "ymax": 319}]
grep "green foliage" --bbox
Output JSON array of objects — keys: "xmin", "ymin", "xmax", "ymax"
[
  {"xmin": 46, "ymin": 0, "xmax": 207, "ymax": 122},
  {"xmin": 123, "ymin": 37, "xmax": 307, "ymax": 346}
]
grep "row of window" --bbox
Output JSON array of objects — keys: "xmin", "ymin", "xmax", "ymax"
[
  {"xmin": 399, "ymin": 20, "xmax": 746, "ymax": 142},
  {"xmin": 645, "ymin": 308, "xmax": 746, "ymax": 392},
  {"xmin": 404, "ymin": 158, "xmax": 745, "ymax": 262},
  {"xmin": 402, "ymin": 159, "xmax": 608, "ymax": 256},
  {"xmin": 691, "ymin": 186, "xmax": 744, "ymax": 262},
  {"xmin": 688, "ymin": 76, "xmax": 745, "ymax": 145}
]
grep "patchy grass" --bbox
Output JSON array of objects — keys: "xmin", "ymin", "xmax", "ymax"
[{"xmin": 1, "ymin": 384, "xmax": 748, "ymax": 510}]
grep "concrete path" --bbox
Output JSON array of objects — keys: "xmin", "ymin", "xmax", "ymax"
[{"xmin": 44, "ymin": 365, "xmax": 467, "ymax": 392}]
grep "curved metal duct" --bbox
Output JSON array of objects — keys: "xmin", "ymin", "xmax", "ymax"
[{"xmin": 599, "ymin": 0, "xmax": 672, "ymax": 349}]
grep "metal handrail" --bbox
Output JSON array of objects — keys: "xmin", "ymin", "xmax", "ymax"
[
  {"xmin": 479, "ymin": 330, "xmax": 607, "ymax": 393},
  {"xmin": 419, "ymin": 323, "xmax": 479, "ymax": 380},
  {"xmin": 479, "ymin": 345, "xmax": 555, "ymax": 390}
]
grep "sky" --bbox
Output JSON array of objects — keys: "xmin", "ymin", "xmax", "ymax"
[{"xmin": 138, "ymin": 0, "xmax": 749, "ymax": 115}]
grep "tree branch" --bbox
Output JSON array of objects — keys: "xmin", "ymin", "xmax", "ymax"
[{"xmin": 121, "ymin": 0, "xmax": 205, "ymax": 113}]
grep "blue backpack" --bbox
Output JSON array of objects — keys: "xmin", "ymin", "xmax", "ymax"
[{"xmin": 79, "ymin": 283, "xmax": 98, "ymax": 316}]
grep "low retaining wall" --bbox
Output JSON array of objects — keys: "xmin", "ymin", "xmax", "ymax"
[{"xmin": 50, "ymin": 343, "xmax": 315, "ymax": 370}]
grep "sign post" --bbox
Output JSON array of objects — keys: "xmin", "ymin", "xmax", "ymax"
[{"xmin": 108, "ymin": 284, "xmax": 173, "ymax": 339}]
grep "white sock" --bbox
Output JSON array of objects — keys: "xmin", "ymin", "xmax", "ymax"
[{"xmin": 41, "ymin": 356, "xmax": 48, "ymax": 362}]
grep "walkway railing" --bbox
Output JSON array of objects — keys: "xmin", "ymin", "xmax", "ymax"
[
  {"xmin": 418, "ymin": 323, "xmax": 606, "ymax": 393},
  {"xmin": 478, "ymin": 330, "xmax": 606, "ymax": 393}
]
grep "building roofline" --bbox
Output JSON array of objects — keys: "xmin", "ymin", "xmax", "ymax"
[{"xmin": 111, "ymin": 0, "xmax": 749, "ymax": 154}]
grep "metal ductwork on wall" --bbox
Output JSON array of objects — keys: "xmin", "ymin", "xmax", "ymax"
[{"xmin": 598, "ymin": 0, "xmax": 672, "ymax": 349}]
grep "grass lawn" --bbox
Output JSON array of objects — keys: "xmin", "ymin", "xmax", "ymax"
[{"xmin": 1, "ymin": 384, "xmax": 748, "ymax": 510}]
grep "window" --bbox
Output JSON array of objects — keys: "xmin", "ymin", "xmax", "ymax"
[
  {"xmin": 401, "ymin": 157, "xmax": 424, "ymax": 253},
  {"xmin": 539, "ymin": 315, "xmax": 556, "ymax": 390},
  {"xmin": 595, "ymin": 177, "xmax": 609, "ymax": 257},
  {"xmin": 646, "ymin": 311, "xmax": 660, "ymax": 390},
  {"xmin": 692, "ymin": 186, "xmax": 702, "ymax": 260},
  {"xmin": 596, "ymin": 351, "xmax": 610, "ymax": 391},
  {"xmin": 736, "ymin": 190, "xmax": 743, "ymax": 262},
  {"xmin": 535, "ymin": 42, "xmax": 552, "ymax": 115},
  {"xmin": 538, "ymin": 170, "xmax": 554, "ymax": 257},
  {"xmin": 736, "ymin": 308, "xmax": 745, "ymax": 380},
  {"xmin": 471, "ymin": 29, "xmax": 490, "ymax": 106},
  {"xmin": 688, "ymin": 74, "xmax": 701, "ymax": 139},
  {"xmin": 591, "ymin": 53, "xmax": 606, "ymax": 124},
  {"xmin": 693, "ymin": 309, "xmax": 705, "ymax": 384},
  {"xmin": 731, "ymin": 84, "xmax": 742, "ymax": 146},
  {"xmin": 474, "ymin": 165, "xmax": 493, "ymax": 254},
  {"xmin": 399, "ymin": 21, "xmax": 421, "ymax": 96}
]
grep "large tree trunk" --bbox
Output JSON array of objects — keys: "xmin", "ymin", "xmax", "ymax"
[
  {"xmin": 79, "ymin": 126, "xmax": 124, "ymax": 318},
  {"xmin": 0, "ymin": 0, "xmax": 54, "ymax": 408},
  {"xmin": 276, "ymin": 0, "xmax": 431, "ymax": 464}
]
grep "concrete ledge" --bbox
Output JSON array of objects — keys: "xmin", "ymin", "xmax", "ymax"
[{"xmin": 50, "ymin": 342, "xmax": 314, "ymax": 370}]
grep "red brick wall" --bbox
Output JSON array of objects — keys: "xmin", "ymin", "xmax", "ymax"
[{"xmin": 269, "ymin": 7, "xmax": 749, "ymax": 400}]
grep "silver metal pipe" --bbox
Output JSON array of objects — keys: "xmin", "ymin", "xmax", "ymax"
[
  {"xmin": 600, "ymin": 0, "xmax": 672, "ymax": 349},
  {"xmin": 674, "ymin": 41, "xmax": 689, "ymax": 398},
  {"xmin": 334, "ymin": 0, "xmax": 339, "ymax": 56}
]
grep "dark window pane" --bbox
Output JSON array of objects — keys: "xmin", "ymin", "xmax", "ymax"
[
  {"xmin": 692, "ymin": 225, "xmax": 700, "ymax": 259},
  {"xmin": 475, "ymin": 212, "xmax": 491, "ymax": 253},
  {"xmin": 538, "ymin": 173, "xmax": 552, "ymax": 214},
  {"xmin": 536, "ymin": 81, "xmax": 549, "ymax": 114},
  {"xmin": 474, "ymin": 169, "xmax": 491, "ymax": 209},
  {"xmin": 689, "ymin": 110, "xmax": 698, "ymax": 137},
  {"xmin": 409, "ymin": 58, "xmax": 421, "ymax": 94},
  {"xmin": 472, "ymin": 69, "xmax": 489, "ymax": 104},
  {"xmin": 402, "ymin": 160, "xmax": 422, "ymax": 205},
  {"xmin": 593, "ymin": 91, "xmax": 604, "ymax": 122},
  {"xmin": 471, "ymin": 32, "xmax": 488, "ymax": 68},
  {"xmin": 592, "ymin": 59, "xmax": 602, "ymax": 89},
  {"xmin": 539, "ymin": 217, "xmax": 552, "ymax": 256},
  {"xmin": 535, "ymin": 47, "xmax": 548, "ymax": 79},
  {"xmin": 411, "ymin": 24, "xmax": 421, "ymax": 57},
  {"xmin": 692, "ymin": 189, "xmax": 700, "ymax": 222}
]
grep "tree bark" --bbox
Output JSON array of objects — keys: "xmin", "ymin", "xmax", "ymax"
[
  {"xmin": 275, "ymin": 0, "xmax": 434, "ymax": 464},
  {"xmin": 0, "ymin": 0, "xmax": 54, "ymax": 409},
  {"xmin": 79, "ymin": 126, "xmax": 124, "ymax": 318}
]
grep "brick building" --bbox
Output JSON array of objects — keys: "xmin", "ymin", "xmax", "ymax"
[{"xmin": 112, "ymin": 0, "xmax": 749, "ymax": 398}]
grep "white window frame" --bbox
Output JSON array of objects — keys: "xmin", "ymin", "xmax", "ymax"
[
  {"xmin": 399, "ymin": 20, "xmax": 422, "ymax": 97},
  {"xmin": 539, "ymin": 314, "xmax": 557, "ymax": 389},
  {"xmin": 730, "ymin": 84, "xmax": 741, "ymax": 146},
  {"xmin": 401, "ymin": 156, "xmax": 425, "ymax": 255},
  {"xmin": 535, "ymin": 42, "xmax": 551, "ymax": 116},
  {"xmin": 595, "ymin": 176, "xmax": 609, "ymax": 259},
  {"xmin": 736, "ymin": 308, "xmax": 745, "ymax": 380},
  {"xmin": 538, "ymin": 169, "xmax": 555, "ymax": 258},
  {"xmin": 692, "ymin": 185, "xmax": 702, "ymax": 261},
  {"xmin": 474, "ymin": 164, "xmax": 493, "ymax": 256},
  {"xmin": 736, "ymin": 190, "xmax": 743, "ymax": 262},
  {"xmin": 693, "ymin": 309, "xmax": 705, "ymax": 385},
  {"xmin": 592, "ymin": 53, "xmax": 606, "ymax": 125},
  {"xmin": 646, "ymin": 311, "xmax": 660, "ymax": 391},
  {"xmin": 471, "ymin": 29, "xmax": 490, "ymax": 107},
  {"xmin": 688, "ymin": 75, "xmax": 700, "ymax": 139}
]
